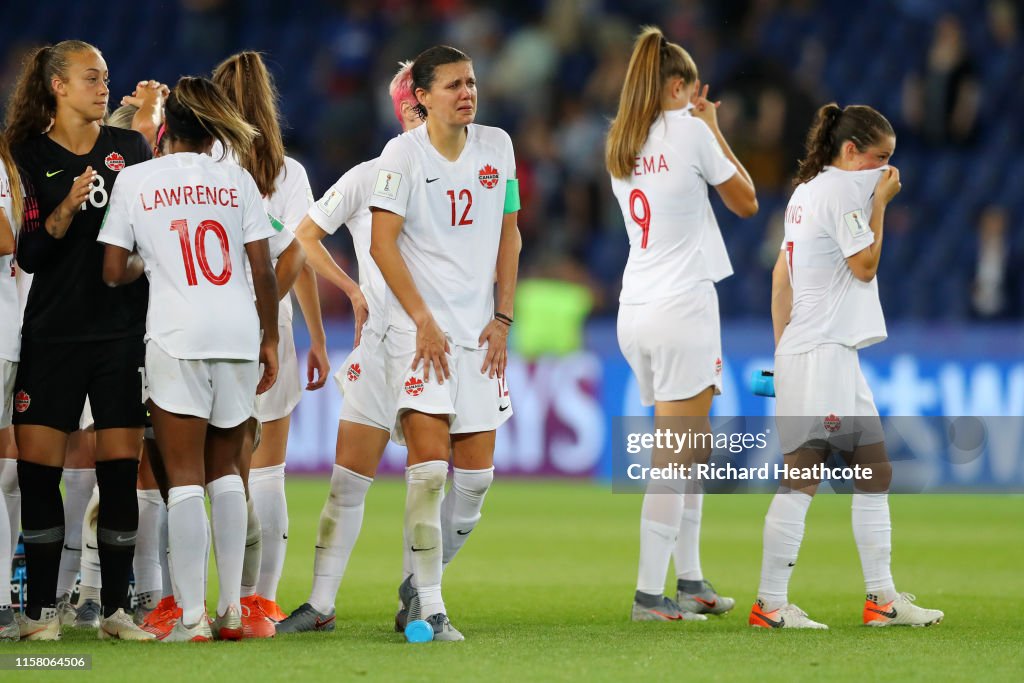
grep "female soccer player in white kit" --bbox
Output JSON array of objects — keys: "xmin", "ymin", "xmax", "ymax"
[
  {"xmin": 278, "ymin": 61, "xmax": 422, "ymax": 633},
  {"xmin": 0, "ymin": 136, "xmax": 23, "ymax": 640},
  {"xmin": 750, "ymin": 103, "xmax": 944, "ymax": 630},
  {"xmin": 99, "ymin": 76, "xmax": 280, "ymax": 642},
  {"xmin": 606, "ymin": 27, "xmax": 758, "ymax": 621},
  {"xmin": 370, "ymin": 45, "xmax": 521, "ymax": 642},
  {"xmin": 212, "ymin": 52, "xmax": 329, "ymax": 627}
]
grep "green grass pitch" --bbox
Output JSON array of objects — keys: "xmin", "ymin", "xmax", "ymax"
[{"xmin": 2, "ymin": 479, "xmax": 1021, "ymax": 682}]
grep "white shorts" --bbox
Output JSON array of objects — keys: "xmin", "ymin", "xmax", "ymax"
[
  {"xmin": 0, "ymin": 359, "xmax": 16, "ymax": 430},
  {"xmin": 384, "ymin": 329, "xmax": 512, "ymax": 446},
  {"xmin": 254, "ymin": 319, "xmax": 301, "ymax": 423},
  {"xmin": 336, "ymin": 328, "xmax": 394, "ymax": 432},
  {"xmin": 617, "ymin": 281, "xmax": 723, "ymax": 406},
  {"xmin": 144, "ymin": 341, "xmax": 258, "ymax": 429},
  {"xmin": 774, "ymin": 344, "xmax": 884, "ymax": 454}
]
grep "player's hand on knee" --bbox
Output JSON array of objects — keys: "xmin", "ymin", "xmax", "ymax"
[{"xmin": 415, "ymin": 317, "xmax": 450, "ymax": 384}]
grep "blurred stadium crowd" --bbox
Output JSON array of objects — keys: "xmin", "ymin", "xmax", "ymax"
[{"xmin": 1, "ymin": 0, "xmax": 1020, "ymax": 323}]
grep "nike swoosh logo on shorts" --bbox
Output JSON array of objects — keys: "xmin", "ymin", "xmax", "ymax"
[{"xmin": 499, "ymin": 404, "xmax": 511, "ymax": 412}]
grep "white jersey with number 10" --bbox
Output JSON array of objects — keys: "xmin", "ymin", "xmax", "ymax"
[
  {"xmin": 610, "ymin": 107, "xmax": 737, "ymax": 304},
  {"xmin": 98, "ymin": 153, "xmax": 277, "ymax": 360}
]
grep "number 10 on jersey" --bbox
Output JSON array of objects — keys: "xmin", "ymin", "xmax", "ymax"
[
  {"xmin": 170, "ymin": 219, "xmax": 232, "ymax": 286},
  {"xmin": 629, "ymin": 189, "xmax": 651, "ymax": 249}
]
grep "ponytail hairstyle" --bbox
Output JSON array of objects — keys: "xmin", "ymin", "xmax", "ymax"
[
  {"xmin": 795, "ymin": 103, "xmax": 894, "ymax": 184},
  {"xmin": 105, "ymin": 103, "xmax": 138, "ymax": 131},
  {"xmin": 410, "ymin": 45, "xmax": 472, "ymax": 120},
  {"xmin": 606, "ymin": 26, "xmax": 698, "ymax": 179},
  {"xmin": 163, "ymin": 77, "xmax": 257, "ymax": 161},
  {"xmin": 4, "ymin": 40, "xmax": 100, "ymax": 145},
  {"xmin": 211, "ymin": 51, "xmax": 284, "ymax": 197},
  {"xmin": 0, "ymin": 136, "xmax": 24, "ymax": 230},
  {"xmin": 389, "ymin": 60, "xmax": 416, "ymax": 125}
]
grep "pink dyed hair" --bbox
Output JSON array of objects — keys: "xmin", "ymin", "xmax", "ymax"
[{"xmin": 389, "ymin": 60, "xmax": 416, "ymax": 125}]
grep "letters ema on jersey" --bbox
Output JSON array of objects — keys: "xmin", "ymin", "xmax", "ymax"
[
  {"xmin": 843, "ymin": 209, "xmax": 869, "ymax": 238},
  {"xmin": 633, "ymin": 154, "xmax": 669, "ymax": 176},
  {"xmin": 478, "ymin": 164, "xmax": 500, "ymax": 189},
  {"xmin": 140, "ymin": 185, "xmax": 240, "ymax": 212},
  {"xmin": 374, "ymin": 170, "xmax": 401, "ymax": 200}
]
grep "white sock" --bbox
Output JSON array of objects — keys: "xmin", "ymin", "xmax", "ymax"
[
  {"xmin": 405, "ymin": 461, "xmax": 447, "ymax": 617},
  {"xmin": 637, "ymin": 480, "xmax": 685, "ymax": 595},
  {"xmin": 57, "ymin": 470, "xmax": 96, "ymax": 599},
  {"xmin": 79, "ymin": 487, "xmax": 101, "ymax": 594},
  {"xmin": 757, "ymin": 489, "xmax": 813, "ymax": 610},
  {"xmin": 167, "ymin": 485, "xmax": 208, "ymax": 626},
  {"xmin": 0, "ymin": 485, "xmax": 10, "ymax": 608},
  {"xmin": 852, "ymin": 492, "xmax": 896, "ymax": 603},
  {"xmin": 309, "ymin": 465, "xmax": 373, "ymax": 613},
  {"xmin": 249, "ymin": 464, "xmax": 287, "ymax": 601},
  {"xmin": 159, "ymin": 508, "xmax": 173, "ymax": 600},
  {"xmin": 207, "ymin": 475, "xmax": 246, "ymax": 617},
  {"xmin": 241, "ymin": 495, "xmax": 261, "ymax": 599},
  {"xmin": 673, "ymin": 491, "xmax": 704, "ymax": 582},
  {"xmin": 133, "ymin": 489, "xmax": 165, "ymax": 598},
  {"xmin": 441, "ymin": 467, "xmax": 493, "ymax": 569},
  {"xmin": 0, "ymin": 459, "xmax": 19, "ymax": 561}
]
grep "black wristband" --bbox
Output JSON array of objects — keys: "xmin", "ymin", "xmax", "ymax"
[{"xmin": 495, "ymin": 312, "xmax": 513, "ymax": 325}]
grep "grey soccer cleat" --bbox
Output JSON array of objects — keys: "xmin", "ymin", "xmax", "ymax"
[
  {"xmin": 424, "ymin": 612, "xmax": 464, "ymax": 642},
  {"xmin": 676, "ymin": 579, "xmax": 736, "ymax": 615},
  {"xmin": 631, "ymin": 592, "xmax": 708, "ymax": 622},
  {"xmin": 0, "ymin": 607, "xmax": 19, "ymax": 641},
  {"xmin": 74, "ymin": 599, "xmax": 103, "ymax": 629},
  {"xmin": 276, "ymin": 603, "xmax": 336, "ymax": 633},
  {"xmin": 394, "ymin": 575, "xmax": 417, "ymax": 633},
  {"xmin": 57, "ymin": 594, "xmax": 77, "ymax": 626}
]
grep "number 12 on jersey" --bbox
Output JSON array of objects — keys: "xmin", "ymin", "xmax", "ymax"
[
  {"xmin": 170, "ymin": 219, "xmax": 232, "ymax": 287},
  {"xmin": 629, "ymin": 189, "xmax": 651, "ymax": 249}
]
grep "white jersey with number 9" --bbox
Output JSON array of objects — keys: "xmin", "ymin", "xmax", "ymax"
[
  {"xmin": 610, "ymin": 107, "xmax": 737, "ymax": 303},
  {"xmin": 97, "ymin": 153, "xmax": 277, "ymax": 360}
]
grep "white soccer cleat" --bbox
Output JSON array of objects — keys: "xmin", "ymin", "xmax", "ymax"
[
  {"xmin": 162, "ymin": 614, "xmax": 213, "ymax": 642},
  {"xmin": 16, "ymin": 609, "xmax": 61, "ymax": 641},
  {"xmin": 212, "ymin": 604, "xmax": 243, "ymax": 641},
  {"xmin": 749, "ymin": 600, "xmax": 828, "ymax": 629},
  {"xmin": 863, "ymin": 593, "xmax": 943, "ymax": 627},
  {"xmin": 98, "ymin": 608, "xmax": 156, "ymax": 640}
]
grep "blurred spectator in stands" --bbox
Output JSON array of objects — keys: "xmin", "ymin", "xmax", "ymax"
[
  {"xmin": 902, "ymin": 14, "xmax": 980, "ymax": 145},
  {"xmin": 179, "ymin": 0, "xmax": 240, "ymax": 73},
  {"xmin": 971, "ymin": 205, "xmax": 1019, "ymax": 319},
  {"xmin": 513, "ymin": 252, "xmax": 600, "ymax": 359}
]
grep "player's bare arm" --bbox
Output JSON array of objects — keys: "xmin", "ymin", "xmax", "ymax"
[
  {"xmin": 479, "ymin": 212, "xmax": 520, "ymax": 379},
  {"xmin": 101, "ymin": 244, "xmax": 144, "ymax": 287},
  {"xmin": 292, "ymin": 261, "xmax": 330, "ymax": 390},
  {"xmin": 846, "ymin": 166, "xmax": 900, "ymax": 282},
  {"xmin": 245, "ymin": 237, "xmax": 280, "ymax": 394},
  {"xmin": 274, "ymin": 239, "xmax": 306, "ymax": 300},
  {"xmin": 294, "ymin": 216, "xmax": 367, "ymax": 346},
  {"xmin": 691, "ymin": 81, "xmax": 758, "ymax": 218},
  {"xmin": 771, "ymin": 250, "xmax": 792, "ymax": 348},
  {"xmin": 370, "ymin": 206, "xmax": 450, "ymax": 383}
]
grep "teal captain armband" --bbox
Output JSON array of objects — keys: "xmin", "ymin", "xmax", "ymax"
[{"xmin": 503, "ymin": 178, "xmax": 521, "ymax": 213}]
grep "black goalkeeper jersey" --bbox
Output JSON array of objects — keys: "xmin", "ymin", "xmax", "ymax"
[{"xmin": 14, "ymin": 126, "xmax": 152, "ymax": 342}]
